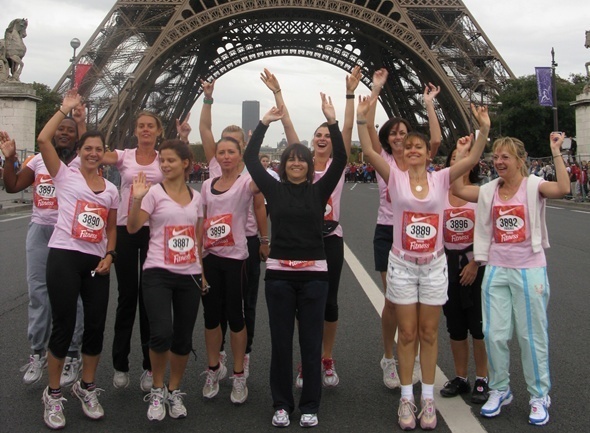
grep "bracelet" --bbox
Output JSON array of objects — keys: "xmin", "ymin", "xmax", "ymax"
[
  {"xmin": 273, "ymin": 89, "xmax": 281, "ymax": 94},
  {"xmin": 356, "ymin": 120, "xmax": 367, "ymax": 125},
  {"xmin": 260, "ymin": 239, "xmax": 270, "ymax": 245},
  {"xmin": 203, "ymin": 98, "xmax": 214, "ymax": 105},
  {"xmin": 104, "ymin": 250, "xmax": 118, "ymax": 262},
  {"xmin": 59, "ymin": 109, "xmax": 68, "ymax": 117},
  {"xmin": 346, "ymin": 94, "xmax": 355, "ymax": 99}
]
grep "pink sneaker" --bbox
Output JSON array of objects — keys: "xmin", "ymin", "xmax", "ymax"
[{"xmin": 418, "ymin": 398, "xmax": 437, "ymax": 430}]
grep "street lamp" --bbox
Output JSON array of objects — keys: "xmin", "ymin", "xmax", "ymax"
[
  {"xmin": 477, "ymin": 79, "xmax": 485, "ymax": 105},
  {"xmin": 70, "ymin": 38, "xmax": 80, "ymax": 89},
  {"xmin": 497, "ymin": 101, "xmax": 503, "ymax": 136}
]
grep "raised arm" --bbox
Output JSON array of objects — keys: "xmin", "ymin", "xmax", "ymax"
[
  {"xmin": 539, "ymin": 132, "xmax": 571, "ymax": 199},
  {"xmin": 71, "ymin": 102, "xmax": 87, "ymax": 138},
  {"xmin": 449, "ymin": 105, "xmax": 490, "ymax": 184},
  {"xmin": 199, "ymin": 79, "xmax": 217, "ymax": 162},
  {"xmin": 38, "ymin": 91, "xmax": 81, "ymax": 177},
  {"xmin": 0, "ymin": 132, "xmax": 35, "ymax": 192},
  {"xmin": 176, "ymin": 112, "xmax": 191, "ymax": 144},
  {"xmin": 357, "ymin": 95, "xmax": 391, "ymax": 183},
  {"xmin": 367, "ymin": 68, "xmax": 388, "ymax": 154},
  {"xmin": 451, "ymin": 135, "xmax": 480, "ymax": 202},
  {"xmin": 342, "ymin": 65, "xmax": 362, "ymax": 156},
  {"xmin": 260, "ymin": 68, "xmax": 300, "ymax": 144},
  {"xmin": 423, "ymin": 83, "xmax": 442, "ymax": 159}
]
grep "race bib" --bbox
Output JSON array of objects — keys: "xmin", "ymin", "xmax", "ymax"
[
  {"xmin": 203, "ymin": 213, "xmax": 235, "ymax": 249},
  {"xmin": 71, "ymin": 200, "xmax": 108, "ymax": 243},
  {"xmin": 443, "ymin": 208, "xmax": 475, "ymax": 244},
  {"xmin": 278, "ymin": 260, "xmax": 316, "ymax": 269},
  {"xmin": 324, "ymin": 197, "xmax": 334, "ymax": 221},
  {"xmin": 165, "ymin": 225, "xmax": 197, "ymax": 264},
  {"xmin": 402, "ymin": 211, "xmax": 439, "ymax": 252},
  {"xmin": 33, "ymin": 174, "xmax": 58, "ymax": 209},
  {"xmin": 493, "ymin": 205, "xmax": 526, "ymax": 243}
]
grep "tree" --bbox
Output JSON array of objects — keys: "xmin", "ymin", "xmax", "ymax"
[
  {"xmin": 32, "ymin": 82, "xmax": 62, "ymax": 144},
  {"xmin": 494, "ymin": 75, "xmax": 585, "ymax": 157}
]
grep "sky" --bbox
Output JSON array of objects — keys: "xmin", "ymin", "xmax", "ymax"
[{"xmin": 3, "ymin": 0, "xmax": 588, "ymax": 147}]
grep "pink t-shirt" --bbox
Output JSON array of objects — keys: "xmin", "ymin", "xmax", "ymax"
[
  {"xmin": 266, "ymin": 258, "xmax": 328, "ymax": 272},
  {"xmin": 141, "ymin": 184, "xmax": 202, "ymax": 275},
  {"xmin": 390, "ymin": 167, "xmax": 450, "ymax": 255},
  {"xmin": 115, "ymin": 149, "xmax": 163, "ymax": 226},
  {"xmin": 48, "ymin": 163, "xmax": 119, "ymax": 257},
  {"xmin": 443, "ymin": 194, "xmax": 477, "ymax": 251},
  {"xmin": 487, "ymin": 178, "xmax": 546, "ymax": 268},
  {"xmin": 313, "ymin": 158, "xmax": 345, "ymax": 238},
  {"xmin": 27, "ymin": 154, "xmax": 59, "ymax": 226},
  {"xmin": 376, "ymin": 150, "xmax": 399, "ymax": 226},
  {"xmin": 199, "ymin": 173, "xmax": 253, "ymax": 260}
]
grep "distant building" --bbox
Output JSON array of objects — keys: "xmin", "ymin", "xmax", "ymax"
[{"xmin": 242, "ymin": 101, "xmax": 260, "ymax": 140}]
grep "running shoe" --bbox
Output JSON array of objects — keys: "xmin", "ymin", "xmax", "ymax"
[
  {"xmin": 42, "ymin": 387, "xmax": 67, "ymax": 430},
  {"xmin": 295, "ymin": 364, "xmax": 303, "ymax": 389},
  {"xmin": 139, "ymin": 369, "xmax": 153, "ymax": 393},
  {"xmin": 480, "ymin": 388, "xmax": 513, "ymax": 417},
  {"xmin": 471, "ymin": 378, "xmax": 489, "ymax": 404},
  {"xmin": 144, "ymin": 387, "xmax": 167, "ymax": 421},
  {"xmin": 60, "ymin": 357, "xmax": 82, "ymax": 388},
  {"xmin": 167, "ymin": 389, "xmax": 188, "ymax": 419},
  {"xmin": 380, "ymin": 356, "xmax": 400, "ymax": 389},
  {"xmin": 419, "ymin": 397, "xmax": 437, "ymax": 430},
  {"xmin": 397, "ymin": 397, "xmax": 417, "ymax": 431},
  {"xmin": 21, "ymin": 353, "xmax": 47, "ymax": 385},
  {"xmin": 529, "ymin": 395, "xmax": 551, "ymax": 426},
  {"xmin": 440, "ymin": 376, "xmax": 470, "ymax": 397},
  {"xmin": 299, "ymin": 413, "xmax": 318, "ymax": 428},
  {"xmin": 321, "ymin": 358, "xmax": 339, "ymax": 387},
  {"xmin": 202, "ymin": 364, "xmax": 227, "ymax": 398},
  {"xmin": 71, "ymin": 380, "xmax": 104, "ymax": 419},
  {"xmin": 272, "ymin": 409, "xmax": 290, "ymax": 427},
  {"xmin": 112, "ymin": 370, "xmax": 129, "ymax": 389},
  {"xmin": 230, "ymin": 373, "xmax": 248, "ymax": 404},
  {"xmin": 244, "ymin": 353, "xmax": 250, "ymax": 379}
]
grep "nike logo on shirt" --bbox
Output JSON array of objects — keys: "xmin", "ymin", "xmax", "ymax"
[
  {"xmin": 172, "ymin": 228, "xmax": 189, "ymax": 236},
  {"xmin": 411, "ymin": 215, "xmax": 431, "ymax": 223},
  {"xmin": 449, "ymin": 210, "xmax": 468, "ymax": 218},
  {"xmin": 499, "ymin": 208, "xmax": 518, "ymax": 216}
]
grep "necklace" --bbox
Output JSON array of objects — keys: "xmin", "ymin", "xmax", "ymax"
[{"xmin": 415, "ymin": 185, "xmax": 423, "ymax": 192}]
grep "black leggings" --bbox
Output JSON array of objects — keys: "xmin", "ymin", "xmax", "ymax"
[
  {"xmin": 202, "ymin": 254, "xmax": 246, "ymax": 332},
  {"xmin": 142, "ymin": 268, "xmax": 201, "ymax": 354},
  {"xmin": 46, "ymin": 248, "xmax": 109, "ymax": 359},
  {"xmin": 324, "ymin": 235, "xmax": 344, "ymax": 322}
]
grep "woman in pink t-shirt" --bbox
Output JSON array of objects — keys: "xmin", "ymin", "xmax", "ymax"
[
  {"xmin": 451, "ymin": 133, "xmax": 569, "ymax": 426},
  {"xmin": 127, "ymin": 139, "xmax": 202, "ymax": 421},
  {"xmin": 358, "ymin": 97, "xmax": 489, "ymax": 431},
  {"xmin": 37, "ymin": 91, "xmax": 119, "ymax": 430}
]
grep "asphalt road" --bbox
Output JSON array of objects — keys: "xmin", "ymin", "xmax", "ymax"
[{"xmin": 0, "ymin": 182, "xmax": 588, "ymax": 433}]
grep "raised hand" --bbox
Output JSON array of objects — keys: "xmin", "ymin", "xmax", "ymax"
[
  {"xmin": 132, "ymin": 171, "xmax": 151, "ymax": 200},
  {"xmin": 346, "ymin": 65, "xmax": 362, "ymax": 94},
  {"xmin": 471, "ymin": 104, "xmax": 490, "ymax": 130},
  {"xmin": 260, "ymin": 68, "xmax": 280, "ymax": 93},
  {"xmin": 423, "ymin": 82, "xmax": 441, "ymax": 105},
  {"xmin": 0, "ymin": 131, "xmax": 16, "ymax": 159},
  {"xmin": 549, "ymin": 131, "xmax": 565, "ymax": 153},
  {"xmin": 372, "ymin": 68, "xmax": 388, "ymax": 90},
  {"xmin": 356, "ymin": 95, "xmax": 376, "ymax": 121},
  {"xmin": 262, "ymin": 106, "xmax": 285, "ymax": 125},
  {"xmin": 200, "ymin": 79, "xmax": 215, "ymax": 99},
  {"xmin": 62, "ymin": 89, "xmax": 82, "ymax": 111},
  {"xmin": 176, "ymin": 112, "xmax": 192, "ymax": 140},
  {"xmin": 455, "ymin": 135, "xmax": 473, "ymax": 157},
  {"xmin": 320, "ymin": 93, "xmax": 336, "ymax": 123},
  {"xmin": 72, "ymin": 102, "xmax": 87, "ymax": 124}
]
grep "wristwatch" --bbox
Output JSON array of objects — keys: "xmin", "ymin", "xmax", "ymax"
[{"xmin": 105, "ymin": 250, "xmax": 118, "ymax": 262}]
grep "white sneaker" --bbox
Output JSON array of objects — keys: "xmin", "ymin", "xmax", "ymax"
[
  {"xmin": 219, "ymin": 350, "xmax": 227, "ymax": 367},
  {"xmin": 529, "ymin": 395, "xmax": 551, "ymax": 426},
  {"xmin": 144, "ymin": 387, "xmax": 167, "ymax": 421},
  {"xmin": 202, "ymin": 364, "xmax": 227, "ymax": 398},
  {"xmin": 412, "ymin": 358, "xmax": 421, "ymax": 385},
  {"xmin": 21, "ymin": 354, "xmax": 47, "ymax": 385},
  {"xmin": 60, "ymin": 357, "xmax": 82, "ymax": 388},
  {"xmin": 321, "ymin": 358, "xmax": 340, "ymax": 387},
  {"xmin": 380, "ymin": 356, "xmax": 400, "ymax": 389},
  {"xmin": 167, "ymin": 389, "xmax": 188, "ymax": 419},
  {"xmin": 299, "ymin": 413, "xmax": 318, "ymax": 427},
  {"xmin": 244, "ymin": 353, "xmax": 250, "ymax": 379},
  {"xmin": 481, "ymin": 388, "xmax": 513, "ymax": 418},
  {"xmin": 272, "ymin": 409, "xmax": 290, "ymax": 427},
  {"xmin": 295, "ymin": 364, "xmax": 303, "ymax": 389},
  {"xmin": 42, "ymin": 387, "xmax": 67, "ymax": 430},
  {"xmin": 139, "ymin": 369, "xmax": 153, "ymax": 392},
  {"xmin": 113, "ymin": 370, "xmax": 129, "ymax": 389},
  {"xmin": 230, "ymin": 373, "xmax": 248, "ymax": 404},
  {"xmin": 71, "ymin": 380, "xmax": 104, "ymax": 419}
]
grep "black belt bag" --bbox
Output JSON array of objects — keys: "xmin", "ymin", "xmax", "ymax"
[{"xmin": 322, "ymin": 220, "xmax": 339, "ymax": 237}]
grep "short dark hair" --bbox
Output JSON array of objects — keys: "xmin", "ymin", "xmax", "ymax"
[
  {"xmin": 404, "ymin": 131, "xmax": 431, "ymax": 153},
  {"xmin": 159, "ymin": 139, "xmax": 193, "ymax": 174},
  {"xmin": 279, "ymin": 143, "xmax": 313, "ymax": 183},
  {"xmin": 378, "ymin": 117, "xmax": 412, "ymax": 155},
  {"xmin": 78, "ymin": 130, "xmax": 106, "ymax": 150}
]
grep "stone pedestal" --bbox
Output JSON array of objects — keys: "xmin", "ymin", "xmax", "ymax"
[
  {"xmin": 0, "ymin": 82, "xmax": 40, "ymax": 156},
  {"xmin": 571, "ymin": 90, "xmax": 590, "ymax": 158}
]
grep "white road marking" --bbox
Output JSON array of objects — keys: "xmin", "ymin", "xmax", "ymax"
[
  {"xmin": 546, "ymin": 206, "xmax": 563, "ymax": 209},
  {"xmin": 350, "ymin": 183, "xmax": 358, "ymax": 191},
  {"xmin": 571, "ymin": 210, "xmax": 590, "ymax": 214},
  {"xmin": 343, "ymin": 242, "xmax": 487, "ymax": 433},
  {"xmin": 0, "ymin": 213, "xmax": 32, "ymax": 222}
]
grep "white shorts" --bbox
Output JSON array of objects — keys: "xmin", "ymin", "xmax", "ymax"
[{"xmin": 386, "ymin": 250, "xmax": 448, "ymax": 306}]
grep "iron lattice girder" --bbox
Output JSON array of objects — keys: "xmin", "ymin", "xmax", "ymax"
[{"xmin": 54, "ymin": 0, "xmax": 513, "ymax": 148}]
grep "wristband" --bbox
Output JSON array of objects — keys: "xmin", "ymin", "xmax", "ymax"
[
  {"xmin": 356, "ymin": 120, "xmax": 367, "ymax": 125},
  {"xmin": 203, "ymin": 98, "xmax": 214, "ymax": 105},
  {"xmin": 273, "ymin": 89, "xmax": 281, "ymax": 94},
  {"xmin": 59, "ymin": 109, "xmax": 68, "ymax": 117},
  {"xmin": 346, "ymin": 94, "xmax": 355, "ymax": 99},
  {"xmin": 104, "ymin": 250, "xmax": 118, "ymax": 262}
]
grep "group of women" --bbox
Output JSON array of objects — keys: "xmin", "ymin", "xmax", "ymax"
[{"xmin": 0, "ymin": 64, "xmax": 568, "ymax": 430}]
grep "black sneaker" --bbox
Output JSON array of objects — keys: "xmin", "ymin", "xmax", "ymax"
[
  {"xmin": 440, "ymin": 377, "xmax": 470, "ymax": 397},
  {"xmin": 471, "ymin": 378, "xmax": 489, "ymax": 404}
]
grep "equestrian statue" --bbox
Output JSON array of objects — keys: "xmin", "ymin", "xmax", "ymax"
[{"xmin": 0, "ymin": 18, "xmax": 28, "ymax": 82}]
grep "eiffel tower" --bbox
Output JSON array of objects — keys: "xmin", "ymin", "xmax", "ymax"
[{"xmin": 53, "ymin": 0, "xmax": 514, "ymax": 148}]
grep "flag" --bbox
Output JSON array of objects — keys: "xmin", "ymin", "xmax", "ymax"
[
  {"xmin": 535, "ymin": 67, "xmax": 553, "ymax": 107},
  {"xmin": 74, "ymin": 63, "xmax": 92, "ymax": 88}
]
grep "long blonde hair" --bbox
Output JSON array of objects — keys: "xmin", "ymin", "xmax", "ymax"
[{"xmin": 492, "ymin": 137, "xmax": 528, "ymax": 177}]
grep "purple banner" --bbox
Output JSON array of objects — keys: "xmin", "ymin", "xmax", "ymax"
[{"xmin": 535, "ymin": 67, "xmax": 553, "ymax": 107}]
